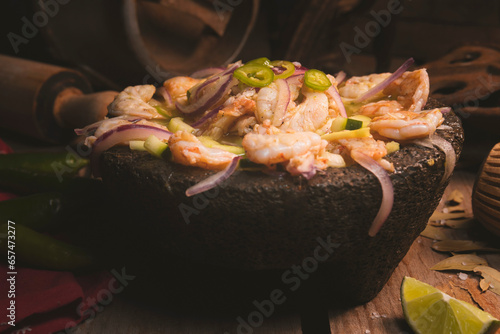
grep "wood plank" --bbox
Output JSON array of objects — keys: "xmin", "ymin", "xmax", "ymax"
[{"xmin": 72, "ymin": 297, "xmax": 303, "ymax": 334}]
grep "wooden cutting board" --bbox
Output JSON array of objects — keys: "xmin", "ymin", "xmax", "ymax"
[{"xmin": 73, "ymin": 171, "xmax": 500, "ymax": 334}]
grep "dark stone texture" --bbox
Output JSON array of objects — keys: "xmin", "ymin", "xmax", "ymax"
[{"xmin": 99, "ymin": 102, "xmax": 463, "ymax": 308}]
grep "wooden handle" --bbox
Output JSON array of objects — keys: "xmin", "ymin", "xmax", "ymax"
[
  {"xmin": 0, "ymin": 55, "xmax": 117, "ymax": 143},
  {"xmin": 55, "ymin": 90, "xmax": 117, "ymax": 129}
]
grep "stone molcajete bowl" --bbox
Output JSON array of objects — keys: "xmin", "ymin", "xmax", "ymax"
[{"xmin": 99, "ymin": 100, "xmax": 463, "ymax": 310}]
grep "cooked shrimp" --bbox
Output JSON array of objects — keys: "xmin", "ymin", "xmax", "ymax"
[
  {"xmin": 369, "ymin": 108, "xmax": 443, "ymax": 140},
  {"xmin": 338, "ymin": 73, "xmax": 391, "ymax": 100},
  {"xmin": 203, "ymin": 94, "xmax": 256, "ymax": 140},
  {"xmin": 230, "ymin": 115, "xmax": 257, "ymax": 136},
  {"xmin": 169, "ymin": 131, "xmax": 237, "ymax": 170},
  {"xmin": 220, "ymin": 94, "xmax": 256, "ymax": 117},
  {"xmin": 337, "ymin": 137, "xmax": 394, "ymax": 171},
  {"xmin": 338, "ymin": 137, "xmax": 388, "ymax": 161},
  {"xmin": 280, "ymin": 87, "xmax": 329, "ymax": 132},
  {"xmin": 285, "ymin": 152, "xmax": 316, "ymax": 178},
  {"xmin": 383, "ymin": 69, "xmax": 429, "ymax": 112},
  {"xmin": 255, "ymin": 84, "xmax": 277, "ymax": 123},
  {"xmin": 358, "ymin": 100, "xmax": 404, "ymax": 117},
  {"xmin": 163, "ymin": 76, "xmax": 201, "ymax": 102},
  {"xmin": 108, "ymin": 85, "xmax": 160, "ymax": 119},
  {"xmin": 242, "ymin": 131, "xmax": 325, "ymax": 165}
]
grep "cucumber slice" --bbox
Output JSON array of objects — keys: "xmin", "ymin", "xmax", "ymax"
[
  {"xmin": 129, "ymin": 140, "xmax": 146, "ymax": 151},
  {"xmin": 321, "ymin": 127, "xmax": 371, "ymax": 141},
  {"xmin": 198, "ymin": 136, "xmax": 245, "ymax": 155},
  {"xmin": 144, "ymin": 135, "xmax": 168, "ymax": 158},
  {"xmin": 349, "ymin": 115, "xmax": 371, "ymax": 127},
  {"xmin": 331, "ymin": 117, "xmax": 347, "ymax": 132},
  {"xmin": 386, "ymin": 141, "xmax": 400, "ymax": 154},
  {"xmin": 345, "ymin": 118, "xmax": 363, "ymax": 130},
  {"xmin": 168, "ymin": 117, "xmax": 195, "ymax": 134}
]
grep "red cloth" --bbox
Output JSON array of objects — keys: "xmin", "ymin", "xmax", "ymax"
[
  {"xmin": 0, "ymin": 139, "xmax": 13, "ymax": 154},
  {"xmin": 0, "ymin": 267, "xmax": 113, "ymax": 334},
  {"xmin": 0, "ymin": 138, "xmax": 114, "ymax": 334},
  {"xmin": 0, "ymin": 139, "xmax": 15, "ymax": 202}
]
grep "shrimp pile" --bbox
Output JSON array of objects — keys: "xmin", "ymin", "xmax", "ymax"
[{"xmin": 79, "ymin": 58, "xmax": 449, "ymax": 179}]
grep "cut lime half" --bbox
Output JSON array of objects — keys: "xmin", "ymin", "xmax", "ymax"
[{"xmin": 401, "ymin": 276, "xmax": 500, "ymax": 334}]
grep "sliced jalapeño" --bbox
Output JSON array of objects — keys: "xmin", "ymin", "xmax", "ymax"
[
  {"xmin": 233, "ymin": 64, "xmax": 274, "ymax": 87},
  {"xmin": 304, "ymin": 69, "xmax": 332, "ymax": 91}
]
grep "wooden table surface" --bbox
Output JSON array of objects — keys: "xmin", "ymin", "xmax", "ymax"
[{"xmin": 72, "ymin": 170, "xmax": 500, "ymax": 334}]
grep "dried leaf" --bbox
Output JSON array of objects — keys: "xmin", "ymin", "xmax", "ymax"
[
  {"xmin": 474, "ymin": 265, "xmax": 500, "ymax": 296},
  {"xmin": 420, "ymin": 225, "xmax": 453, "ymax": 240},
  {"xmin": 479, "ymin": 278, "xmax": 491, "ymax": 292},
  {"xmin": 429, "ymin": 212, "xmax": 472, "ymax": 221},
  {"xmin": 428, "ymin": 218, "xmax": 476, "ymax": 229},
  {"xmin": 443, "ymin": 205, "xmax": 465, "ymax": 213},
  {"xmin": 431, "ymin": 254, "xmax": 489, "ymax": 271},
  {"xmin": 431, "ymin": 240, "xmax": 500, "ymax": 253},
  {"xmin": 446, "ymin": 190, "xmax": 464, "ymax": 204},
  {"xmin": 442, "ymin": 218, "xmax": 476, "ymax": 229}
]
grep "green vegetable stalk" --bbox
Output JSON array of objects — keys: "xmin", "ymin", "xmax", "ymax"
[
  {"xmin": 0, "ymin": 223, "xmax": 93, "ymax": 271},
  {"xmin": 0, "ymin": 151, "xmax": 89, "ymax": 193}
]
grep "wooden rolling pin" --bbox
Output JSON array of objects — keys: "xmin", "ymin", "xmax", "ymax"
[{"xmin": 0, "ymin": 55, "xmax": 118, "ymax": 143}]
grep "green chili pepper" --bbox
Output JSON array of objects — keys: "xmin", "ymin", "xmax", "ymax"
[
  {"xmin": 0, "ymin": 152, "xmax": 89, "ymax": 194},
  {"xmin": 233, "ymin": 64, "xmax": 275, "ymax": 87},
  {"xmin": 0, "ymin": 192, "xmax": 62, "ymax": 232},
  {"xmin": 270, "ymin": 60, "xmax": 296, "ymax": 79},
  {"xmin": 304, "ymin": 69, "xmax": 332, "ymax": 91},
  {"xmin": 246, "ymin": 57, "xmax": 272, "ymax": 67},
  {"xmin": 0, "ymin": 223, "xmax": 93, "ymax": 271}
]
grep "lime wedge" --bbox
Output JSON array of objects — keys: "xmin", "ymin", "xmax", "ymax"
[{"xmin": 401, "ymin": 277, "xmax": 500, "ymax": 334}]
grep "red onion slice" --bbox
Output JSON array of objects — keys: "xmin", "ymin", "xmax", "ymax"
[
  {"xmin": 429, "ymin": 135, "xmax": 456, "ymax": 186},
  {"xmin": 412, "ymin": 135, "xmax": 456, "ymax": 186},
  {"xmin": 191, "ymin": 105, "xmax": 223, "ymax": 128},
  {"xmin": 351, "ymin": 151, "xmax": 394, "ymax": 237},
  {"xmin": 411, "ymin": 138, "xmax": 433, "ymax": 149},
  {"xmin": 354, "ymin": 58, "xmax": 414, "ymax": 103},
  {"xmin": 91, "ymin": 124, "xmax": 172, "ymax": 177},
  {"xmin": 189, "ymin": 75, "xmax": 220, "ymax": 101},
  {"xmin": 190, "ymin": 67, "xmax": 224, "ymax": 79},
  {"xmin": 75, "ymin": 117, "xmax": 141, "ymax": 136},
  {"xmin": 75, "ymin": 121, "xmax": 103, "ymax": 136},
  {"xmin": 292, "ymin": 62, "xmax": 308, "ymax": 71},
  {"xmin": 335, "ymin": 71, "xmax": 346, "ymax": 85},
  {"xmin": 286, "ymin": 73, "xmax": 304, "ymax": 87},
  {"xmin": 157, "ymin": 86, "xmax": 174, "ymax": 108},
  {"xmin": 272, "ymin": 79, "xmax": 290, "ymax": 126},
  {"xmin": 185, "ymin": 63, "xmax": 241, "ymax": 104},
  {"xmin": 185, "ymin": 156, "xmax": 241, "ymax": 197},
  {"xmin": 326, "ymin": 84, "xmax": 347, "ymax": 118},
  {"xmin": 176, "ymin": 74, "xmax": 237, "ymax": 114},
  {"xmin": 437, "ymin": 124, "xmax": 453, "ymax": 131}
]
